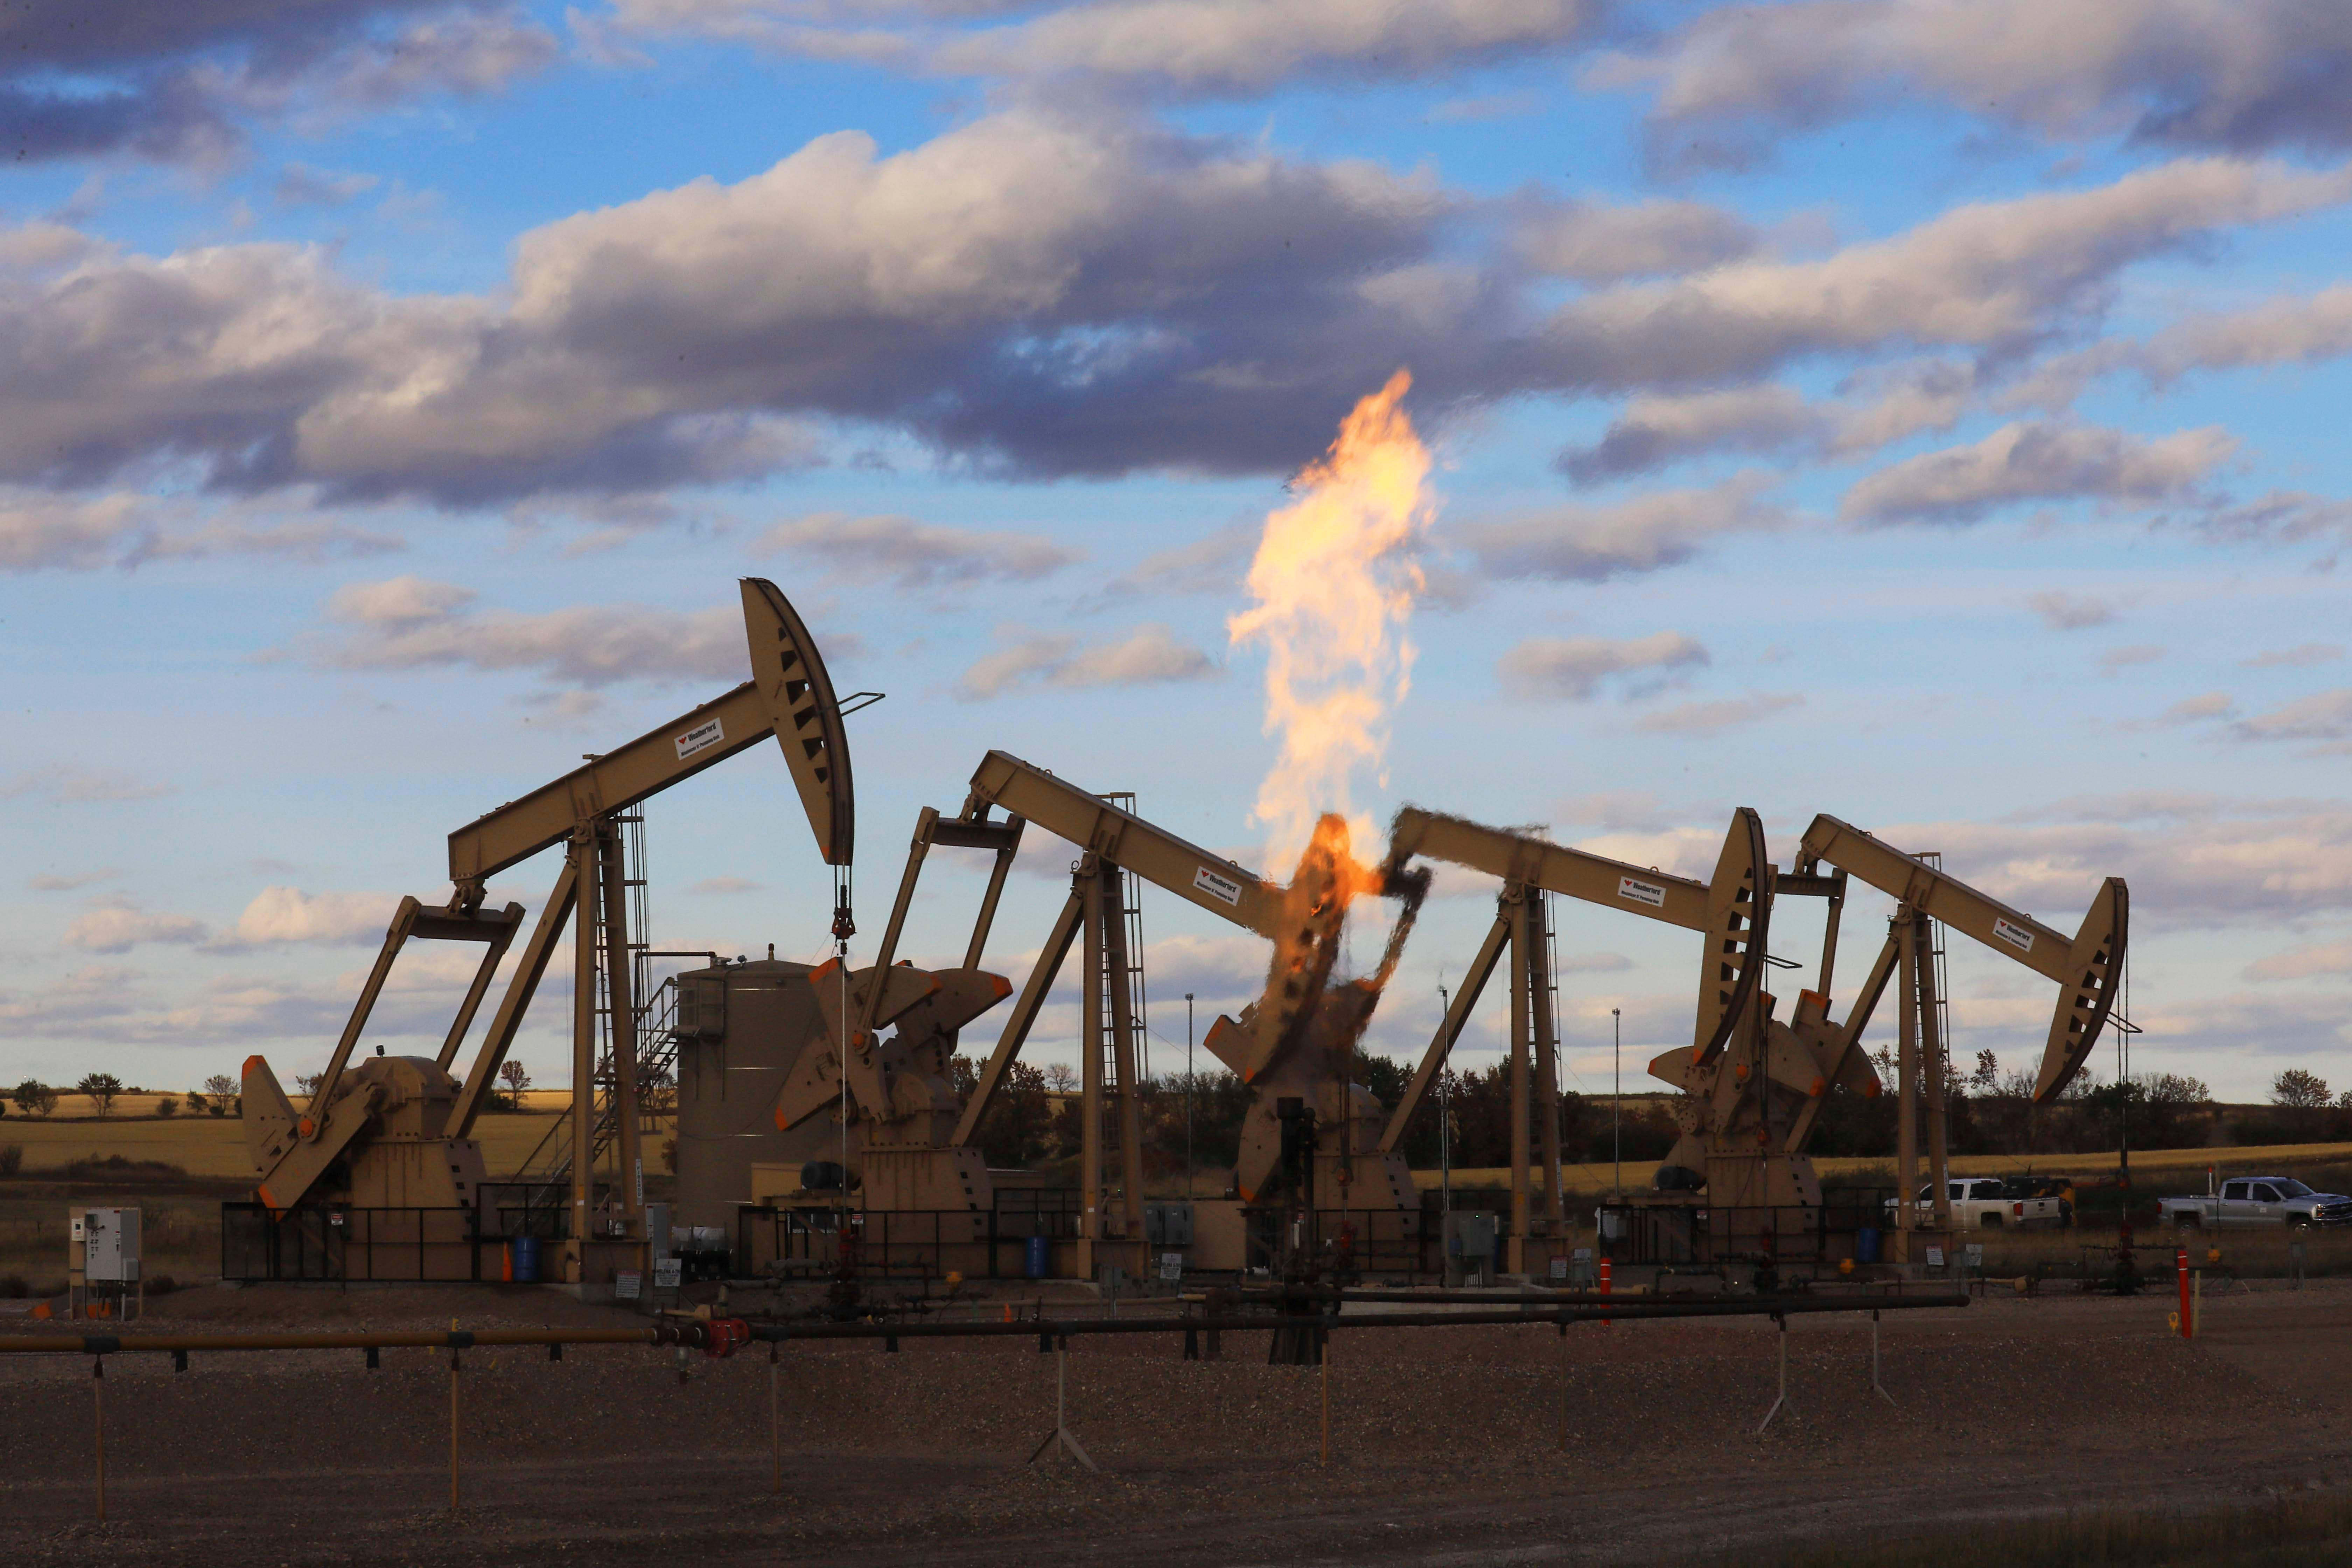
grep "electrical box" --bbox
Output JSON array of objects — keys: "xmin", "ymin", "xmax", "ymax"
[
  {"xmin": 73, "ymin": 1206, "xmax": 141, "ymax": 1283},
  {"xmin": 1442, "ymin": 1211, "xmax": 1497, "ymax": 1285},
  {"xmin": 1143, "ymin": 1201, "xmax": 1194, "ymax": 1247}
]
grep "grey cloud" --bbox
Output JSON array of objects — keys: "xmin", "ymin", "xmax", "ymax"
[
  {"xmin": 1090, "ymin": 522, "xmax": 1254, "ymax": 604},
  {"xmin": 0, "ymin": 132, "xmax": 2329, "ymax": 503},
  {"xmin": 2160, "ymin": 692, "xmax": 2235, "ymax": 723},
  {"xmin": 2187, "ymin": 490, "xmax": 2352, "ymax": 546},
  {"xmin": 958, "ymin": 621, "xmax": 1217, "ymax": 698},
  {"xmin": 2146, "ymin": 283, "xmax": 2352, "ymax": 378},
  {"xmin": 28, "ymin": 867, "xmax": 123, "ymax": 892},
  {"xmin": 0, "ymin": 766, "xmax": 174, "ymax": 803},
  {"xmin": 1536, "ymin": 159, "xmax": 2352, "ymax": 389},
  {"xmin": 0, "ymin": 488, "xmax": 403, "ymax": 572},
  {"xmin": 1557, "ymin": 951, "xmax": 1634, "ymax": 973},
  {"xmin": 1842, "ymin": 421, "xmax": 2234, "ymax": 525},
  {"xmin": 1606, "ymin": 0, "xmax": 2352, "ymax": 168},
  {"xmin": 2233, "ymin": 689, "xmax": 2352, "ymax": 745},
  {"xmin": 1632, "ymin": 692, "xmax": 1802, "ymax": 734},
  {"xmin": 929, "ymin": 0, "xmax": 1603, "ymax": 99},
  {"xmin": 755, "ymin": 511, "xmax": 1082, "ymax": 590},
  {"xmin": 1560, "ymin": 361, "xmax": 1979, "ymax": 482},
  {"xmin": 275, "ymin": 163, "xmax": 383, "ymax": 207},
  {"xmin": 1511, "ymin": 196, "xmax": 1760, "ymax": 285},
  {"xmin": 303, "ymin": 575, "xmax": 756, "ymax": 687},
  {"xmin": 2098, "ymin": 643, "xmax": 2166, "ymax": 673},
  {"xmin": 1559, "ymin": 387, "xmax": 1816, "ymax": 484},
  {"xmin": 1497, "ymin": 631, "xmax": 1709, "ymax": 701},
  {"xmin": 2246, "ymin": 937, "xmax": 2352, "ymax": 981},
  {"xmin": 2245, "ymin": 643, "xmax": 2344, "ymax": 667},
  {"xmin": 1874, "ymin": 797, "xmax": 2352, "ymax": 930},
  {"xmin": 0, "ymin": 3, "xmax": 555, "ymax": 167},
  {"xmin": 1460, "ymin": 477, "xmax": 1786, "ymax": 582},
  {"xmin": 2027, "ymin": 590, "xmax": 2116, "ymax": 630}
]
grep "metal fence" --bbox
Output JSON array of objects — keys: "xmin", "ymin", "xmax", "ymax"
[
  {"xmin": 221, "ymin": 1204, "xmax": 490, "ymax": 1283},
  {"xmin": 735, "ymin": 1202, "xmax": 1088, "ymax": 1281},
  {"xmin": 1596, "ymin": 1191, "xmax": 1897, "ymax": 1270}
]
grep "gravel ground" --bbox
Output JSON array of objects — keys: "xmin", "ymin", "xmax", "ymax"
[{"xmin": 1, "ymin": 1278, "xmax": 2347, "ymax": 1565}]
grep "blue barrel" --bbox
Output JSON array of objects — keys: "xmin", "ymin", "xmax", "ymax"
[
  {"xmin": 1024, "ymin": 1234, "xmax": 1050, "ymax": 1280},
  {"xmin": 1854, "ymin": 1226, "xmax": 1881, "ymax": 1266},
  {"xmin": 511, "ymin": 1234, "xmax": 541, "ymax": 1283}
]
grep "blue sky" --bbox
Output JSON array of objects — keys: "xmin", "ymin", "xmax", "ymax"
[{"xmin": 5, "ymin": 0, "xmax": 2352, "ymax": 1105}]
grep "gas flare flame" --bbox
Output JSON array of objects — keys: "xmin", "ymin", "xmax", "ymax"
[{"xmin": 1229, "ymin": 369, "xmax": 1434, "ymax": 882}]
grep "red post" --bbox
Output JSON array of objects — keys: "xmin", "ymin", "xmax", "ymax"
[
  {"xmin": 2175, "ymin": 1247, "xmax": 2192, "ymax": 1338},
  {"xmin": 1599, "ymin": 1256, "xmax": 1612, "ymax": 1327}
]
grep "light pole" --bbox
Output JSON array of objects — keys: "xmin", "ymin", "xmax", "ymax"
[{"xmin": 1184, "ymin": 993, "xmax": 1195, "ymax": 1199}]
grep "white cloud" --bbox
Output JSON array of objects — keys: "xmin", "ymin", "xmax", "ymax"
[
  {"xmin": 1843, "ymin": 421, "xmax": 2234, "ymax": 525},
  {"xmin": 63, "ymin": 900, "xmax": 209, "ymax": 953},
  {"xmin": 959, "ymin": 622, "xmax": 1217, "ymax": 699},
  {"xmin": 687, "ymin": 876, "xmax": 765, "ymax": 895},
  {"xmin": 222, "ymin": 887, "xmax": 394, "ymax": 946},
  {"xmin": 1497, "ymin": 631, "xmax": 1710, "ymax": 701}
]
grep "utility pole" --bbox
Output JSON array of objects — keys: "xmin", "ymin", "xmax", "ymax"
[
  {"xmin": 1611, "ymin": 1007, "xmax": 1622, "ymax": 1204},
  {"xmin": 1184, "ymin": 993, "xmax": 1195, "ymax": 1200},
  {"xmin": 1438, "ymin": 981, "xmax": 1452, "ymax": 1228}
]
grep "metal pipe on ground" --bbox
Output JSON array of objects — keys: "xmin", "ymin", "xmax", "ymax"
[{"xmin": 0, "ymin": 1293, "xmax": 1968, "ymax": 1362}]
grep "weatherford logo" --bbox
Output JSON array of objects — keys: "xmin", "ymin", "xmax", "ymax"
[
  {"xmin": 1617, "ymin": 875, "xmax": 1668, "ymax": 908},
  {"xmin": 674, "ymin": 718, "xmax": 725, "ymax": 761},
  {"xmin": 1192, "ymin": 866, "xmax": 1245, "ymax": 906},
  {"xmin": 1991, "ymin": 917, "xmax": 2035, "ymax": 953}
]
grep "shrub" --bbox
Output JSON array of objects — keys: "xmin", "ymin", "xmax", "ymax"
[
  {"xmin": 186, "ymin": 1091, "xmax": 209, "ymax": 1114},
  {"xmin": 0, "ymin": 1144, "xmax": 20, "ymax": 1177},
  {"xmin": 12, "ymin": 1079, "xmax": 57, "ymax": 1118},
  {"xmin": 156, "ymin": 1095, "xmax": 178, "ymax": 1118}
]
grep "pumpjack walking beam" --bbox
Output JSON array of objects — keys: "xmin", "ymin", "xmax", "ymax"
[
  {"xmin": 939, "ymin": 752, "xmax": 1283, "ymax": 1272},
  {"xmin": 246, "ymin": 578, "xmax": 859, "ymax": 1251},
  {"xmin": 1380, "ymin": 806, "xmax": 1770, "ymax": 1272},
  {"xmin": 1795, "ymin": 814, "xmax": 2126, "ymax": 1260}
]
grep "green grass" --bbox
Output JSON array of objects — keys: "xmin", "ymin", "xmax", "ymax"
[{"xmin": 1695, "ymin": 1494, "xmax": 2352, "ymax": 1567}]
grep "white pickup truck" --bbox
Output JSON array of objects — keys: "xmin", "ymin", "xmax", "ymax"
[
  {"xmin": 1885, "ymin": 1176, "xmax": 2067, "ymax": 1230},
  {"xmin": 2158, "ymin": 1176, "xmax": 2352, "ymax": 1229}
]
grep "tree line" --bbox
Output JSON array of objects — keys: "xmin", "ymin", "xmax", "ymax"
[{"xmin": 949, "ymin": 1048, "xmax": 2352, "ymax": 1185}]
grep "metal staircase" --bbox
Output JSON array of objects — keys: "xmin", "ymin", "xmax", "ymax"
[{"xmin": 513, "ymin": 810, "xmax": 675, "ymax": 1190}]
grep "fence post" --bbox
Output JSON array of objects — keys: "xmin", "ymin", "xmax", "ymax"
[
  {"xmin": 449, "ymin": 1350, "xmax": 462, "ymax": 1511},
  {"xmin": 769, "ymin": 1344, "xmax": 781, "ymax": 1496},
  {"xmin": 92, "ymin": 1357, "xmax": 105, "ymax": 1522}
]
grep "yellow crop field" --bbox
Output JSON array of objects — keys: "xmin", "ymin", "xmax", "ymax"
[
  {"xmin": 0, "ymin": 1105, "xmax": 590, "ymax": 1181},
  {"xmin": 1414, "ymin": 1143, "xmax": 2352, "ymax": 1197}
]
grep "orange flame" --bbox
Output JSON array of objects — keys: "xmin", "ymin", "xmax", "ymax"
[{"xmin": 1228, "ymin": 369, "xmax": 1433, "ymax": 881}]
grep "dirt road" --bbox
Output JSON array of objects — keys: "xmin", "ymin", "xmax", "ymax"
[{"xmin": 2, "ymin": 1279, "xmax": 2346, "ymax": 1565}]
